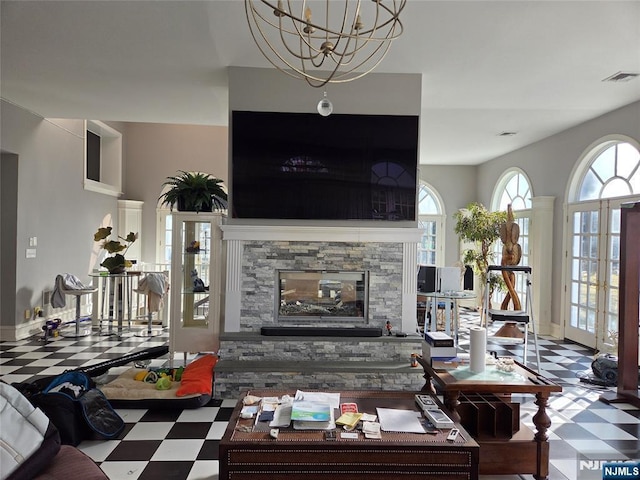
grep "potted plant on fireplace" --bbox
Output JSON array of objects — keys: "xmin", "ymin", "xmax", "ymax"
[{"xmin": 158, "ymin": 170, "xmax": 228, "ymax": 213}]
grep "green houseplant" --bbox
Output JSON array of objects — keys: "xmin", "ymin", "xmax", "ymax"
[
  {"xmin": 94, "ymin": 227, "xmax": 138, "ymax": 274},
  {"xmin": 158, "ymin": 171, "xmax": 227, "ymax": 213},
  {"xmin": 454, "ymin": 202, "xmax": 508, "ymax": 308}
]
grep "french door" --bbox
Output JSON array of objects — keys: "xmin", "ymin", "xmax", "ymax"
[{"xmin": 564, "ymin": 200, "xmax": 622, "ymax": 349}]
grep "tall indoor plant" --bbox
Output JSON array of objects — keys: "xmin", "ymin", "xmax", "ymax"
[
  {"xmin": 454, "ymin": 202, "xmax": 508, "ymax": 309},
  {"xmin": 158, "ymin": 171, "xmax": 227, "ymax": 213}
]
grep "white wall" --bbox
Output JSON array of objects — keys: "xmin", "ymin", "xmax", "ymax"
[
  {"xmin": 122, "ymin": 122, "xmax": 229, "ymax": 265},
  {"xmin": 419, "ymin": 164, "xmax": 478, "ymax": 266},
  {"xmin": 228, "ymin": 67, "xmax": 422, "ymax": 116},
  {"xmin": 0, "ymin": 100, "xmax": 120, "ymax": 339},
  {"xmin": 477, "ymin": 101, "xmax": 640, "ymax": 330}
]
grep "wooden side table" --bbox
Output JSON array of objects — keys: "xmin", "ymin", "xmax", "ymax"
[{"xmin": 417, "ymin": 355, "xmax": 562, "ymax": 480}]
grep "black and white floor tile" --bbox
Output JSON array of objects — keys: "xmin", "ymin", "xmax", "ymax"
[{"xmin": 1, "ymin": 315, "xmax": 638, "ymax": 480}]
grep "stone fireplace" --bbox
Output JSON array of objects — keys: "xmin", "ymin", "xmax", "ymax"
[
  {"xmin": 221, "ymin": 225, "xmax": 422, "ymax": 333},
  {"xmin": 214, "ymin": 225, "xmax": 425, "ymax": 398}
]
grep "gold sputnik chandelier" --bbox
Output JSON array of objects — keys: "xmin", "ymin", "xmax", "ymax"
[{"xmin": 244, "ymin": 0, "xmax": 406, "ymax": 88}]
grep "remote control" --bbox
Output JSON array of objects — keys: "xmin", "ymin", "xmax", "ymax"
[
  {"xmin": 415, "ymin": 394, "xmax": 438, "ymax": 412},
  {"xmin": 424, "ymin": 408, "xmax": 455, "ymax": 429},
  {"xmin": 446, "ymin": 428, "xmax": 459, "ymax": 441},
  {"xmin": 422, "ymin": 419, "xmax": 439, "ymax": 434}
]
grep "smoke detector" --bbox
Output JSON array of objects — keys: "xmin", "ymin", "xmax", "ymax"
[{"xmin": 602, "ymin": 71, "xmax": 639, "ymax": 83}]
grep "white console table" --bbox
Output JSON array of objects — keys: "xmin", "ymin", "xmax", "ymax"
[
  {"xmin": 422, "ymin": 291, "xmax": 476, "ymax": 345},
  {"xmin": 91, "ymin": 271, "xmax": 141, "ymax": 338}
]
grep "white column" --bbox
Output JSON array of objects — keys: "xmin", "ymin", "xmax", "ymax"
[
  {"xmin": 224, "ymin": 239, "xmax": 244, "ymax": 332},
  {"xmin": 402, "ymin": 242, "xmax": 419, "ymax": 334},
  {"xmin": 530, "ymin": 196, "xmax": 555, "ymax": 335}
]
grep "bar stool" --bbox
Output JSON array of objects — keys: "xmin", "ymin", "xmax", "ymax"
[
  {"xmin": 57, "ymin": 280, "xmax": 97, "ymax": 338},
  {"xmin": 134, "ymin": 272, "xmax": 168, "ymax": 337},
  {"xmin": 134, "ymin": 292, "xmax": 163, "ymax": 337}
]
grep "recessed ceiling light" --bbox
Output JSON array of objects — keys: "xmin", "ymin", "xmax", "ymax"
[
  {"xmin": 602, "ymin": 71, "xmax": 639, "ymax": 82},
  {"xmin": 498, "ymin": 131, "xmax": 517, "ymax": 137}
]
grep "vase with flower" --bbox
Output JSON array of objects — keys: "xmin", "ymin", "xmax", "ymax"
[{"xmin": 94, "ymin": 227, "xmax": 138, "ymax": 274}]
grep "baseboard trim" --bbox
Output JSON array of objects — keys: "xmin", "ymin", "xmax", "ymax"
[{"xmin": 1, "ymin": 320, "xmax": 42, "ymax": 341}]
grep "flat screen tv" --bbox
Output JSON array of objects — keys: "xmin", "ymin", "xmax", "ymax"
[{"xmin": 231, "ymin": 111, "xmax": 419, "ymax": 221}]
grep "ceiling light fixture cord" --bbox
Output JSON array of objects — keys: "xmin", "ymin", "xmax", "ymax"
[{"xmin": 245, "ymin": 0, "xmax": 406, "ymax": 88}]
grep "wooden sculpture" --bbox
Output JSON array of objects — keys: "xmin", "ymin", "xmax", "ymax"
[{"xmin": 499, "ymin": 204, "xmax": 522, "ymax": 311}]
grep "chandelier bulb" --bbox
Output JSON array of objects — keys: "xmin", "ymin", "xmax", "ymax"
[{"xmin": 317, "ymin": 91, "xmax": 333, "ymax": 117}]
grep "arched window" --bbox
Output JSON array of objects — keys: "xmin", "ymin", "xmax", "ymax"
[
  {"xmin": 492, "ymin": 169, "xmax": 533, "ymax": 306},
  {"xmin": 565, "ymin": 138, "xmax": 640, "ymax": 349},
  {"xmin": 577, "ymin": 142, "xmax": 640, "ymax": 200},
  {"xmin": 417, "ymin": 183, "xmax": 445, "ymax": 266},
  {"xmin": 495, "ymin": 170, "xmax": 533, "ymax": 211}
]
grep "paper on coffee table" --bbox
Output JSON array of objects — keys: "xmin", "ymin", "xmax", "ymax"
[{"xmin": 376, "ymin": 408, "xmax": 426, "ymax": 434}]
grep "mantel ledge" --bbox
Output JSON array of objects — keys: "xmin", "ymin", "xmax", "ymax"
[{"xmin": 221, "ymin": 225, "xmax": 423, "ymax": 243}]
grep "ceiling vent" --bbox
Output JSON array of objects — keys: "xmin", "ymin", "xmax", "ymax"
[
  {"xmin": 498, "ymin": 131, "xmax": 517, "ymax": 137},
  {"xmin": 602, "ymin": 71, "xmax": 640, "ymax": 83}
]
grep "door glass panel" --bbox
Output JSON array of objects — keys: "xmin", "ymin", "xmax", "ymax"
[
  {"xmin": 587, "ymin": 309, "xmax": 596, "ymax": 332},
  {"xmin": 605, "ymin": 208, "xmax": 621, "ymax": 341},
  {"xmin": 569, "ymin": 210, "xmax": 599, "ymax": 336},
  {"xmin": 570, "ymin": 305, "xmax": 577, "ymax": 328}
]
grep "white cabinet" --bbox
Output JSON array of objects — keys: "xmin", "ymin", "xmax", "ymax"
[
  {"xmin": 118, "ymin": 199, "xmax": 143, "ymax": 265},
  {"xmin": 169, "ymin": 212, "xmax": 225, "ymax": 364}
]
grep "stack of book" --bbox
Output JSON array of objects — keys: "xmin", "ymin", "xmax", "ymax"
[
  {"xmin": 423, "ymin": 332, "xmax": 457, "ymax": 360},
  {"xmin": 290, "ymin": 400, "xmax": 335, "ymax": 430}
]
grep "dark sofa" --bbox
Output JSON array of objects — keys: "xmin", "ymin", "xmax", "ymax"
[{"xmin": 33, "ymin": 445, "xmax": 108, "ymax": 480}]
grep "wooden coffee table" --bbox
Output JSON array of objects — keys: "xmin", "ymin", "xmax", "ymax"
[
  {"xmin": 417, "ymin": 356, "xmax": 562, "ymax": 480},
  {"xmin": 220, "ymin": 389, "xmax": 479, "ymax": 480}
]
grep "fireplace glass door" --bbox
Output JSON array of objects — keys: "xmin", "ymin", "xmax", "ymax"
[{"xmin": 277, "ymin": 271, "xmax": 368, "ymax": 324}]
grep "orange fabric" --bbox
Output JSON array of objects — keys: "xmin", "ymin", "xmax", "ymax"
[{"xmin": 175, "ymin": 354, "xmax": 217, "ymax": 397}]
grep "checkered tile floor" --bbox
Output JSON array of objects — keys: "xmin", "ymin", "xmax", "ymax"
[{"xmin": 1, "ymin": 314, "xmax": 639, "ymax": 480}]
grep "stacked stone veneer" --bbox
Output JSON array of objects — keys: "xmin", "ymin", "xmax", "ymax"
[
  {"xmin": 215, "ymin": 333, "xmax": 425, "ymax": 399},
  {"xmin": 240, "ymin": 240, "xmax": 403, "ymax": 331},
  {"xmin": 219, "ymin": 332, "xmax": 417, "ymax": 362},
  {"xmin": 214, "ymin": 367, "xmax": 426, "ymax": 399}
]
